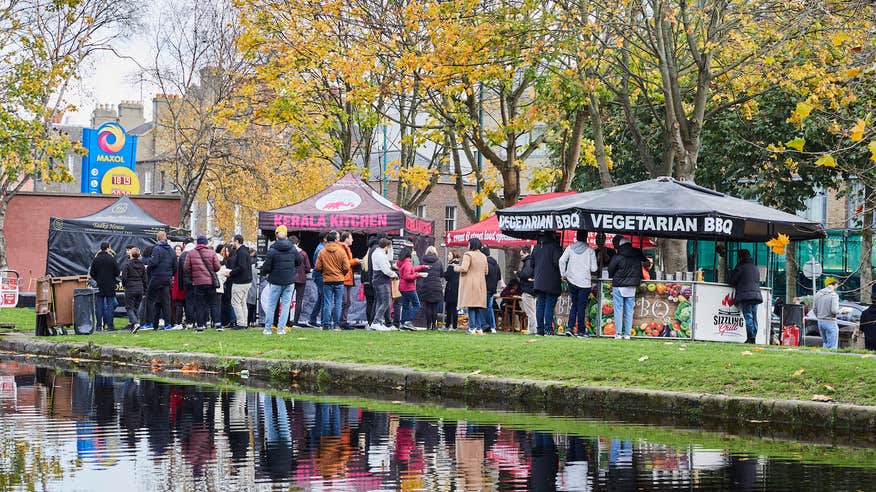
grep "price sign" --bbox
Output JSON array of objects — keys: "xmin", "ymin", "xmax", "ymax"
[
  {"xmin": 0, "ymin": 270, "xmax": 19, "ymax": 308},
  {"xmin": 100, "ymin": 166, "xmax": 140, "ymax": 196}
]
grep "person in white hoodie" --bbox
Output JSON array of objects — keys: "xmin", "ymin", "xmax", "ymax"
[
  {"xmin": 559, "ymin": 230, "xmax": 598, "ymax": 337},
  {"xmin": 813, "ymin": 277, "xmax": 841, "ymax": 349}
]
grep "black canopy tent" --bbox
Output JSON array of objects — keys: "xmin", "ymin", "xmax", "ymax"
[
  {"xmin": 496, "ymin": 177, "xmax": 826, "ymax": 242},
  {"xmin": 46, "ymin": 196, "xmax": 186, "ymax": 277}
]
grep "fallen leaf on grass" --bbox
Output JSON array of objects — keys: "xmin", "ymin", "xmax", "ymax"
[
  {"xmin": 296, "ymin": 338, "xmax": 307, "ymax": 341},
  {"xmin": 862, "ymin": 354, "xmax": 874, "ymax": 358},
  {"xmin": 664, "ymin": 342, "xmax": 674, "ymax": 345},
  {"xmin": 792, "ymin": 368, "xmax": 806, "ymax": 376},
  {"xmin": 811, "ymin": 394, "xmax": 834, "ymax": 402},
  {"xmin": 823, "ymin": 384, "xmax": 835, "ymax": 392},
  {"xmin": 638, "ymin": 355, "xmax": 649, "ymax": 362},
  {"xmin": 741, "ymin": 351, "xmax": 753, "ymax": 356},
  {"xmin": 678, "ymin": 347, "xmax": 686, "ymax": 351},
  {"xmin": 180, "ymin": 362, "xmax": 201, "ymax": 374},
  {"xmin": 526, "ymin": 339, "xmax": 537, "ymax": 343},
  {"xmin": 724, "ymin": 363, "xmax": 732, "ymax": 369},
  {"xmin": 367, "ymin": 342, "xmax": 374, "ymax": 346},
  {"xmin": 752, "ymin": 348, "xmax": 763, "ymax": 352},
  {"xmin": 680, "ymin": 343, "xmax": 688, "ymax": 348}
]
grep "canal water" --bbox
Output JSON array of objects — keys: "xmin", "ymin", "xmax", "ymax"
[{"xmin": 1, "ymin": 360, "xmax": 874, "ymax": 491}]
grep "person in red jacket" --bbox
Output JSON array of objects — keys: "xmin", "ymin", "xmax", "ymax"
[
  {"xmin": 396, "ymin": 247, "xmax": 428, "ymax": 330},
  {"xmin": 171, "ymin": 244, "xmax": 186, "ymax": 329},
  {"xmin": 183, "ymin": 236, "xmax": 222, "ymax": 332}
]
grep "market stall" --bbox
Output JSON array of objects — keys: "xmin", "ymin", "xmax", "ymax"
[
  {"xmin": 257, "ymin": 173, "xmax": 435, "ymax": 326},
  {"xmin": 496, "ymin": 177, "xmax": 825, "ymax": 344}
]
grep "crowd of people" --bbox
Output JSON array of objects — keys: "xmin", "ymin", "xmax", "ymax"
[{"xmin": 88, "ymin": 224, "xmax": 669, "ymax": 338}]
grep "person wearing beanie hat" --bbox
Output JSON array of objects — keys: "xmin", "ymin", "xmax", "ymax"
[
  {"xmin": 813, "ymin": 276, "xmax": 840, "ymax": 348},
  {"xmin": 858, "ymin": 284, "xmax": 876, "ymax": 351},
  {"xmin": 197, "ymin": 236, "xmax": 208, "ymax": 245}
]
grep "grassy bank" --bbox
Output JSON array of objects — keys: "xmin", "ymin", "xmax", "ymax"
[
  {"xmin": 28, "ymin": 324, "xmax": 874, "ymax": 406},
  {"xmin": 0, "ymin": 308, "xmax": 35, "ymax": 333}
]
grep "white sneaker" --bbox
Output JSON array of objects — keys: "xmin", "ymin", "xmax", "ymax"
[
  {"xmin": 368, "ymin": 323, "xmax": 383, "ymax": 331},
  {"xmin": 615, "ymin": 334, "xmax": 622, "ymax": 340},
  {"xmin": 171, "ymin": 324, "xmax": 184, "ymax": 331},
  {"xmin": 476, "ymin": 329, "xmax": 484, "ymax": 335},
  {"xmin": 623, "ymin": 335, "xmax": 631, "ymax": 340},
  {"xmin": 158, "ymin": 320, "xmax": 166, "ymax": 330},
  {"xmin": 262, "ymin": 328, "xmax": 272, "ymax": 335}
]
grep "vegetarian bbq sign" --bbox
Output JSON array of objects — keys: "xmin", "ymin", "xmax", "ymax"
[{"xmin": 499, "ymin": 212, "xmax": 741, "ymax": 237}]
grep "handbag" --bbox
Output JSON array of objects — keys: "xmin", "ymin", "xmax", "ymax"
[{"xmin": 196, "ymin": 248, "xmax": 221, "ymax": 289}]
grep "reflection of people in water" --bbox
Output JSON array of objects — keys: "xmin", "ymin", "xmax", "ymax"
[
  {"xmin": 259, "ymin": 394, "xmax": 293, "ymax": 482},
  {"xmin": 530, "ymin": 432, "xmax": 559, "ymax": 492},
  {"xmin": 177, "ymin": 387, "xmax": 217, "ymax": 478},
  {"xmin": 607, "ymin": 439, "xmax": 635, "ymax": 489},
  {"xmin": 221, "ymin": 391, "xmax": 251, "ymax": 467},
  {"xmin": 456, "ymin": 424, "xmax": 485, "ymax": 491}
]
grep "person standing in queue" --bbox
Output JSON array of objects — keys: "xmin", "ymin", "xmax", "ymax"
[
  {"xmin": 368, "ymin": 237, "xmax": 397, "ymax": 331},
  {"xmin": 396, "ymin": 247, "xmax": 428, "ymax": 330},
  {"xmin": 305, "ymin": 233, "xmax": 327, "ymax": 328},
  {"xmin": 315, "ymin": 230, "xmax": 350, "ymax": 331},
  {"xmin": 531, "ymin": 232, "xmax": 562, "ymax": 336},
  {"xmin": 594, "ymin": 232, "xmax": 615, "ymax": 276},
  {"xmin": 90, "ymin": 242, "xmax": 120, "ymax": 332},
  {"xmin": 339, "ymin": 231, "xmax": 361, "ymax": 329},
  {"xmin": 559, "ymin": 230, "xmax": 598, "ymax": 337},
  {"xmin": 454, "ymin": 238, "xmax": 488, "ymax": 335},
  {"xmin": 813, "ymin": 277, "xmax": 841, "ymax": 349},
  {"xmin": 482, "ymin": 245, "xmax": 502, "ymax": 333},
  {"xmin": 289, "ymin": 236, "xmax": 311, "ymax": 327},
  {"xmin": 729, "ymin": 248, "xmax": 763, "ymax": 344},
  {"xmin": 517, "ymin": 245, "xmax": 537, "ymax": 335},
  {"xmin": 183, "ymin": 236, "xmax": 222, "ymax": 332},
  {"xmin": 228, "ymin": 235, "xmax": 253, "ymax": 330},
  {"xmin": 443, "ymin": 251, "xmax": 461, "ymax": 331},
  {"xmin": 122, "ymin": 247, "xmax": 147, "ymax": 332},
  {"xmin": 607, "ymin": 236, "xmax": 644, "ymax": 340},
  {"xmin": 418, "ymin": 246, "xmax": 444, "ymax": 330},
  {"xmin": 362, "ymin": 235, "xmax": 381, "ymax": 325},
  {"xmin": 144, "ymin": 231, "xmax": 176, "ymax": 330},
  {"xmin": 259, "ymin": 226, "xmax": 301, "ymax": 335}
]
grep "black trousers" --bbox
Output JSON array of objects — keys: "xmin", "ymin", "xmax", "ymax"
[
  {"xmin": 422, "ymin": 301, "xmax": 440, "ymax": 329},
  {"xmin": 125, "ymin": 291, "xmax": 142, "ymax": 327},
  {"xmin": 445, "ymin": 301, "xmax": 458, "ymax": 330},
  {"xmin": 147, "ymin": 280, "xmax": 172, "ymax": 327},
  {"xmin": 193, "ymin": 284, "xmax": 221, "ymax": 327},
  {"xmin": 292, "ymin": 282, "xmax": 306, "ymax": 325},
  {"xmin": 364, "ymin": 284, "xmax": 375, "ymax": 324}
]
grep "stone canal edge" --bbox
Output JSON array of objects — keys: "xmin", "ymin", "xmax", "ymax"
[{"xmin": 2, "ymin": 335, "xmax": 874, "ymax": 437}]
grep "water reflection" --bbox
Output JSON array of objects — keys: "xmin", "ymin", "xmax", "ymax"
[{"xmin": 0, "ymin": 360, "xmax": 873, "ymax": 491}]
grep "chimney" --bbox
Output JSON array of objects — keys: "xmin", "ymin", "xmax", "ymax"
[
  {"xmin": 117, "ymin": 100, "xmax": 145, "ymax": 130},
  {"xmin": 91, "ymin": 103, "xmax": 118, "ymax": 128}
]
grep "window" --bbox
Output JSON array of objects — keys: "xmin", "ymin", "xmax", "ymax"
[
  {"xmin": 160, "ymin": 171, "xmax": 166, "ymax": 192},
  {"xmin": 417, "ymin": 205, "xmax": 427, "ymax": 218},
  {"xmin": 144, "ymin": 172, "xmax": 152, "ymax": 193},
  {"xmin": 445, "ymin": 205, "xmax": 457, "ymax": 232}
]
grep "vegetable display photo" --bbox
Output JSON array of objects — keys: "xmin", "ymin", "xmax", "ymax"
[{"xmin": 596, "ymin": 281, "xmax": 693, "ymax": 339}]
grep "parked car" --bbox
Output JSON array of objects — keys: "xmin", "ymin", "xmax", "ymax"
[{"xmin": 803, "ymin": 301, "xmax": 866, "ymax": 348}]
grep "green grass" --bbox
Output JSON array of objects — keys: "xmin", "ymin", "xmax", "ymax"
[
  {"xmin": 32, "ymin": 326, "xmax": 876, "ymax": 406},
  {"xmin": 0, "ymin": 308, "xmax": 35, "ymax": 333}
]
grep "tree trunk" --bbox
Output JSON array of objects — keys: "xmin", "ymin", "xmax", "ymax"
[
  {"xmin": 659, "ymin": 239, "xmax": 688, "ymax": 274},
  {"xmin": 785, "ymin": 245, "xmax": 797, "ymax": 302},
  {"xmin": 860, "ymin": 185, "xmax": 874, "ymax": 303},
  {"xmin": 588, "ymin": 93, "xmax": 613, "ymax": 189},
  {"xmin": 558, "ymin": 109, "xmax": 586, "ymax": 192},
  {"xmin": 716, "ymin": 241, "xmax": 728, "ymax": 283}
]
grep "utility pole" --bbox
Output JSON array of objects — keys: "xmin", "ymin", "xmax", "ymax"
[{"xmin": 382, "ymin": 124, "xmax": 388, "ymax": 197}]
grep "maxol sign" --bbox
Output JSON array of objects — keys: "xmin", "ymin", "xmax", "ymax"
[{"xmin": 80, "ymin": 122, "xmax": 140, "ymax": 195}]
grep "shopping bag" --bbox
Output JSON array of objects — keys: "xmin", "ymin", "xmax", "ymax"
[{"xmin": 781, "ymin": 325, "xmax": 799, "ymax": 346}]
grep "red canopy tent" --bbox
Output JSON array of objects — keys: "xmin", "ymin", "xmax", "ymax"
[{"xmin": 445, "ymin": 192, "xmax": 655, "ymax": 249}]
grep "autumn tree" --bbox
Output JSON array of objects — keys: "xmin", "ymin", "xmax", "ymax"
[{"xmin": 0, "ymin": 0, "xmax": 137, "ymax": 266}]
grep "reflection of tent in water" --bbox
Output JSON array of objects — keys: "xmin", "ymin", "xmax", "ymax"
[{"xmin": 46, "ymin": 196, "xmax": 185, "ymax": 277}]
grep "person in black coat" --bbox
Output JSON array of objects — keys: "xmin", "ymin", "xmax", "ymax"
[
  {"xmin": 121, "ymin": 247, "xmax": 147, "ymax": 330},
  {"xmin": 143, "ymin": 231, "xmax": 176, "ymax": 328},
  {"xmin": 89, "ymin": 242, "xmax": 121, "ymax": 331},
  {"xmin": 259, "ymin": 226, "xmax": 302, "ymax": 333},
  {"xmin": 443, "ymin": 251, "xmax": 461, "ymax": 330},
  {"xmin": 417, "ymin": 246, "xmax": 444, "ymax": 330},
  {"xmin": 531, "ymin": 232, "xmax": 562, "ymax": 335},
  {"xmin": 227, "ymin": 235, "xmax": 253, "ymax": 329},
  {"xmin": 607, "ymin": 236, "xmax": 645, "ymax": 339},
  {"xmin": 859, "ymin": 284, "xmax": 876, "ymax": 351},
  {"xmin": 518, "ymin": 245, "xmax": 537, "ymax": 334},
  {"xmin": 482, "ymin": 245, "xmax": 502, "ymax": 332},
  {"xmin": 729, "ymin": 249, "xmax": 763, "ymax": 343}
]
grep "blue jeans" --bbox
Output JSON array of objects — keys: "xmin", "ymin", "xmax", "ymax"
[
  {"xmin": 611, "ymin": 288, "xmax": 635, "ymax": 336},
  {"xmin": 567, "ymin": 284, "xmax": 591, "ymax": 334},
  {"xmin": 535, "ymin": 292, "xmax": 558, "ymax": 335},
  {"xmin": 321, "ymin": 283, "xmax": 344, "ymax": 328},
  {"xmin": 467, "ymin": 307, "xmax": 486, "ymax": 331},
  {"xmin": 399, "ymin": 291, "xmax": 421, "ymax": 324},
  {"xmin": 308, "ymin": 273, "xmax": 324, "ymax": 324},
  {"xmin": 265, "ymin": 283, "xmax": 294, "ymax": 330},
  {"xmin": 484, "ymin": 292, "xmax": 496, "ymax": 331},
  {"xmin": 817, "ymin": 319, "xmax": 839, "ymax": 349},
  {"xmin": 738, "ymin": 302, "xmax": 758, "ymax": 342},
  {"xmin": 96, "ymin": 295, "xmax": 116, "ymax": 330}
]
